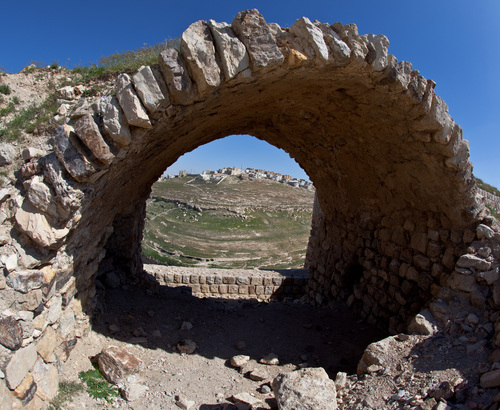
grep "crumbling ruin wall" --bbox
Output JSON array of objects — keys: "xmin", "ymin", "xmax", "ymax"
[{"xmin": 0, "ymin": 8, "xmax": 498, "ymax": 407}]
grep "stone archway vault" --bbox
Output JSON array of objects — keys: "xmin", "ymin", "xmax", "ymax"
[{"xmin": 1, "ymin": 8, "xmax": 499, "ymax": 406}]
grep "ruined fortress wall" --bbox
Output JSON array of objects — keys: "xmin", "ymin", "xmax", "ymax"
[{"xmin": 0, "ymin": 9, "xmax": 499, "ymax": 407}]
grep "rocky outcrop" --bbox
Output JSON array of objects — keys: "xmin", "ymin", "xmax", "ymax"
[{"xmin": 0, "ymin": 8, "xmax": 498, "ymax": 408}]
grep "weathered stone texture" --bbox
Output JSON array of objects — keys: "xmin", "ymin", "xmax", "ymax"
[
  {"xmin": 272, "ymin": 367, "xmax": 337, "ymax": 409},
  {"xmin": 74, "ymin": 113, "xmax": 114, "ymax": 166},
  {"xmin": 232, "ymin": 9, "xmax": 284, "ymax": 71},
  {"xmin": 181, "ymin": 20, "xmax": 222, "ymax": 94},
  {"xmin": 158, "ymin": 48, "xmax": 195, "ymax": 105},
  {"xmin": 116, "ymin": 74, "xmax": 152, "ymax": 128},
  {"xmin": 132, "ymin": 65, "xmax": 170, "ymax": 116}
]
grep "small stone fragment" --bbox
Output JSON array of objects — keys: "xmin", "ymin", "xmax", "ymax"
[
  {"xmin": 259, "ymin": 353, "xmax": 279, "ymax": 366},
  {"xmin": 231, "ymin": 355, "xmax": 250, "ymax": 368},
  {"xmin": 232, "ymin": 392, "xmax": 262, "ymax": 408},
  {"xmin": 249, "ymin": 368, "xmax": 268, "ymax": 381},
  {"xmin": 177, "ymin": 339, "xmax": 197, "ymax": 354},
  {"xmin": 121, "ymin": 383, "xmax": 149, "ymax": 401},
  {"xmin": 175, "ymin": 394, "xmax": 196, "ymax": 409},
  {"xmin": 180, "ymin": 321, "xmax": 193, "ymax": 331}
]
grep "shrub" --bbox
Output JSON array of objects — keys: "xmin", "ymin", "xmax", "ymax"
[
  {"xmin": 0, "ymin": 84, "xmax": 11, "ymax": 95},
  {"xmin": 71, "ymin": 38, "xmax": 180, "ymax": 84},
  {"xmin": 50, "ymin": 61, "xmax": 59, "ymax": 70}
]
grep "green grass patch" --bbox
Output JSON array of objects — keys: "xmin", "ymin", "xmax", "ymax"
[
  {"xmin": 78, "ymin": 364, "xmax": 120, "ymax": 403},
  {"xmin": 477, "ymin": 178, "xmax": 500, "ymax": 196},
  {"xmin": 48, "ymin": 381, "xmax": 84, "ymax": 410},
  {"xmin": 0, "ymin": 84, "xmax": 11, "ymax": 95},
  {"xmin": 70, "ymin": 38, "xmax": 180, "ymax": 85},
  {"xmin": 0, "ymin": 92, "xmax": 59, "ymax": 141}
]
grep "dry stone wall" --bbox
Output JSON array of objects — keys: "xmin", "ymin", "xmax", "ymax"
[{"xmin": 0, "ymin": 8, "xmax": 499, "ymax": 407}]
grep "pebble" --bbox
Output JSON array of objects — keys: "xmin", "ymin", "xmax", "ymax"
[
  {"xmin": 181, "ymin": 321, "xmax": 193, "ymax": 331},
  {"xmin": 109, "ymin": 324, "xmax": 120, "ymax": 333},
  {"xmin": 260, "ymin": 384, "xmax": 272, "ymax": 394},
  {"xmin": 177, "ymin": 339, "xmax": 197, "ymax": 354},
  {"xmin": 259, "ymin": 353, "xmax": 279, "ymax": 366},
  {"xmin": 230, "ymin": 355, "xmax": 250, "ymax": 368}
]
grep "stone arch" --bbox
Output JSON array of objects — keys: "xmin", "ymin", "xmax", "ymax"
[{"xmin": 2, "ymin": 8, "xmax": 500, "ymax": 405}]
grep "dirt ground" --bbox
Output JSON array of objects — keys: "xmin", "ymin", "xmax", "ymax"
[
  {"xmin": 56, "ymin": 274, "xmax": 499, "ymax": 410},
  {"xmin": 58, "ymin": 279, "xmax": 386, "ymax": 409}
]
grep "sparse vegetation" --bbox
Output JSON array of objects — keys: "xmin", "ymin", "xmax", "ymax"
[
  {"xmin": 0, "ymin": 92, "xmax": 58, "ymax": 141},
  {"xmin": 48, "ymin": 381, "xmax": 84, "ymax": 410},
  {"xmin": 0, "ymin": 84, "xmax": 11, "ymax": 95},
  {"xmin": 143, "ymin": 176, "xmax": 314, "ymax": 269},
  {"xmin": 50, "ymin": 61, "xmax": 59, "ymax": 70},
  {"xmin": 477, "ymin": 177, "xmax": 500, "ymax": 196},
  {"xmin": 78, "ymin": 364, "xmax": 120, "ymax": 403},
  {"xmin": 71, "ymin": 38, "xmax": 180, "ymax": 85}
]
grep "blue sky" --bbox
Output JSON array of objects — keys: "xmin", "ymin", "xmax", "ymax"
[{"xmin": 1, "ymin": 1, "xmax": 499, "ymax": 185}]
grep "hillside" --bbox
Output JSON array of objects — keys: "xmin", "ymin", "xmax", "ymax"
[{"xmin": 142, "ymin": 175, "xmax": 315, "ymax": 269}]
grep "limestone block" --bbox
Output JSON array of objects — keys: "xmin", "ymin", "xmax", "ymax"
[
  {"xmin": 32, "ymin": 359, "xmax": 58, "ymax": 401},
  {"xmin": 47, "ymin": 295, "xmax": 62, "ymax": 325},
  {"xmin": 0, "ymin": 315, "xmax": 23, "ymax": 350},
  {"xmin": 13, "ymin": 373, "xmax": 36, "ymax": 405},
  {"xmin": 5, "ymin": 343, "xmax": 37, "ymax": 389},
  {"xmin": 290, "ymin": 17, "xmax": 329, "ymax": 64},
  {"xmin": 332, "ymin": 23, "xmax": 368, "ymax": 65},
  {"xmin": 22, "ymin": 147, "xmax": 45, "ymax": 162},
  {"xmin": 53, "ymin": 125, "xmax": 102, "ymax": 183},
  {"xmin": 74, "ymin": 113, "xmax": 114, "ymax": 166},
  {"xmin": 181, "ymin": 20, "xmax": 222, "ymax": 94},
  {"xmin": 158, "ymin": 48, "xmax": 195, "ymax": 105},
  {"xmin": 232, "ymin": 392, "xmax": 262, "ymax": 408},
  {"xmin": 36, "ymin": 326, "xmax": 57, "ymax": 363},
  {"xmin": 447, "ymin": 271, "xmax": 476, "ymax": 292},
  {"xmin": 232, "ymin": 9, "xmax": 284, "ymax": 71},
  {"xmin": 357, "ymin": 336, "xmax": 394, "ymax": 374},
  {"xmin": 456, "ymin": 254, "xmax": 491, "ymax": 271},
  {"xmin": 25, "ymin": 175, "xmax": 69, "ymax": 221},
  {"xmin": 43, "ymin": 153, "xmax": 83, "ymax": 211},
  {"xmin": 363, "ymin": 33, "xmax": 390, "ymax": 71},
  {"xmin": 314, "ymin": 22, "xmax": 351, "ymax": 66},
  {"xmin": 208, "ymin": 20, "xmax": 251, "ymax": 80},
  {"xmin": 0, "ymin": 143, "xmax": 17, "ymax": 166},
  {"xmin": 408, "ymin": 309, "xmax": 437, "ymax": 336},
  {"xmin": 116, "ymin": 74, "xmax": 152, "ymax": 128},
  {"xmin": 477, "ymin": 224, "xmax": 495, "ymax": 240},
  {"xmin": 97, "ymin": 345, "xmax": 143, "ymax": 385},
  {"xmin": 15, "ymin": 200, "xmax": 69, "ymax": 249},
  {"xmin": 99, "ymin": 96, "xmax": 131, "ymax": 147},
  {"xmin": 132, "ymin": 65, "xmax": 170, "ymax": 117},
  {"xmin": 58, "ymin": 307, "xmax": 75, "ymax": 338},
  {"xmin": 6, "ymin": 270, "xmax": 45, "ymax": 294},
  {"xmin": 272, "ymin": 367, "xmax": 337, "ymax": 410}
]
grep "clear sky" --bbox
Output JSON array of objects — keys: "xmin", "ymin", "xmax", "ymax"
[{"xmin": 1, "ymin": 1, "xmax": 499, "ymax": 186}]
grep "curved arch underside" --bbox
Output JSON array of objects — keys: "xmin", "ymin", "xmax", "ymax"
[{"xmin": 12, "ymin": 10, "xmax": 497, "ymax": 335}]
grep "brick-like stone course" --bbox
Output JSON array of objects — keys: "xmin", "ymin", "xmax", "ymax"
[{"xmin": 145, "ymin": 265, "xmax": 308, "ymax": 301}]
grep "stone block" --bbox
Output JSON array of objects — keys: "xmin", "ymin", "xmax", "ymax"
[
  {"xmin": 116, "ymin": 74, "xmax": 152, "ymax": 129},
  {"xmin": 73, "ymin": 113, "xmax": 114, "ymax": 166},
  {"xmin": 5, "ymin": 343, "xmax": 37, "ymax": 390},
  {"xmin": 223, "ymin": 276, "xmax": 236, "ymax": 284},
  {"xmin": 99, "ymin": 96, "xmax": 131, "ymax": 147},
  {"xmin": 228, "ymin": 285, "xmax": 238, "ymax": 294},
  {"xmin": 97, "ymin": 345, "xmax": 143, "ymax": 385},
  {"xmin": 36, "ymin": 325, "xmax": 57, "ymax": 363},
  {"xmin": 218, "ymin": 284, "xmax": 228, "ymax": 294},
  {"xmin": 181, "ymin": 20, "xmax": 221, "ymax": 94},
  {"xmin": 158, "ymin": 48, "xmax": 195, "ymax": 105},
  {"xmin": 13, "ymin": 373, "xmax": 36, "ymax": 405},
  {"xmin": 232, "ymin": 9, "xmax": 284, "ymax": 71},
  {"xmin": 0, "ymin": 315, "xmax": 23, "ymax": 350},
  {"xmin": 272, "ymin": 367, "xmax": 337, "ymax": 410},
  {"xmin": 132, "ymin": 65, "xmax": 169, "ymax": 116}
]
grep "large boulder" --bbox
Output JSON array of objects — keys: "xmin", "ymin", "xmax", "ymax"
[{"xmin": 272, "ymin": 367, "xmax": 337, "ymax": 410}]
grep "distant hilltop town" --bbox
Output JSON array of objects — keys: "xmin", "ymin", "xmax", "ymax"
[{"xmin": 161, "ymin": 167, "xmax": 314, "ymax": 190}]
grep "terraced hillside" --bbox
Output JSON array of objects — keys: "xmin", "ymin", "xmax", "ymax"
[{"xmin": 142, "ymin": 175, "xmax": 315, "ymax": 269}]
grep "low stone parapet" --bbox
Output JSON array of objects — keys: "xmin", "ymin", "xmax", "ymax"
[{"xmin": 144, "ymin": 264, "xmax": 309, "ymax": 301}]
